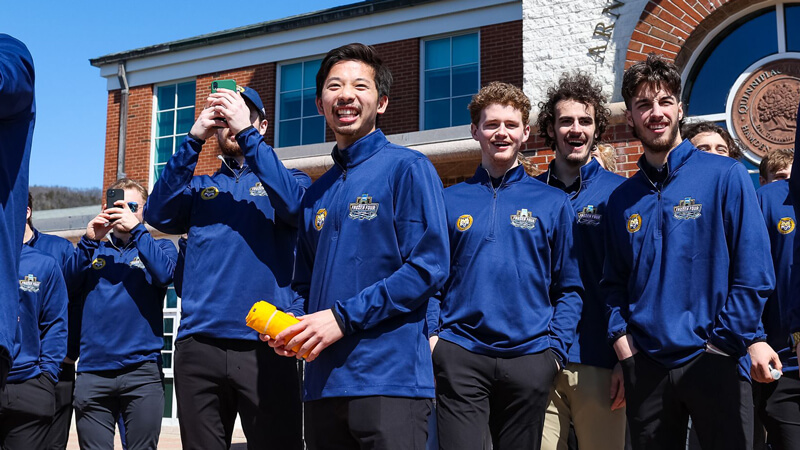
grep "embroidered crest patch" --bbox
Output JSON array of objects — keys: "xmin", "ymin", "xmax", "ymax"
[
  {"xmin": 250, "ymin": 182, "xmax": 267, "ymax": 197},
  {"xmin": 349, "ymin": 194, "xmax": 379, "ymax": 220},
  {"xmin": 576, "ymin": 205, "xmax": 602, "ymax": 226},
  {"xmin": 510, "ymin": 209, "xmax": 537, "ymax": 230},
  {"xmin": 19, "ymin": 274, "xmax": 40, "ymax": 293},
  {"xmin": 778, "ymin": 217, "xmax": 795, "ymax": 235},
  {"xmin": 129, "ymin": 257, "xmax": 145, "ymax": 270},
  {"xmin": 315, "ymin": 209, "xmax": 327, "ymax": 231},
  {"xmin": 201, "ymin": 186, "xmax": 219, "ymax": 200},
  {"xmin": 673, "ymin": 197, "xmax": 702, "ymax": 220},
  {"xmin": 627, "ymin": 214, "xmax": 642, "ymax": 233},
  {"xmin": 456, "ymin": 214, "xmax": 473, "ymax": 232},
  {"xmin": 92, "ymin": 257, "xmax": 106, "ymax": 270}
]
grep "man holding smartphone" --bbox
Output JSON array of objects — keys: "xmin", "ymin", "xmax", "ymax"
[{"xmin": 145, "ymin": 84, "xmax": 310, "ymax": 449}]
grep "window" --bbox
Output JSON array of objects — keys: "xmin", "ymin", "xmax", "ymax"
[
  {"xmin": 277, "ymin": 59, "xmax": 325, "ymax": 147},
  {"xmin": 422, "ymin": 32, "xmax": 480, "ymax": 130},
  {"xmin": 153, "ymin": 81, "xmax": 195, "ymax": 182},
  {"xmin": 162, "ymin": 284, "xmax": 180, "ymax": 419}
]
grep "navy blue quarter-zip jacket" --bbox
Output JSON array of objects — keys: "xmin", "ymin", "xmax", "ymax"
[
  {"xmin": 537, "ymin": 158, "xmax": 625, "ymax": 369},
  {"xmin": 144, "ymin": 128, "xmax": 311, "ymax": 341},
  {"xmin": 10, "ymin": 245, "xmax": 67, "ymax": 382},
  {"xmin": 431, "ymin": 164, "xmax": 583, "ymax": 365},
  {"xmin": 0, "ymin": 34, "xmax": 35, "ymax": 366},
  {"xmin": 69, "ymin": 225, "xmax": 177, "ymax": 372},
  {"xmin": 290, "ymin": 129, "xmax": 449, "ymax": 401},
  {"xmin": 603, "ymin": 141, "xmax": 773, "ymax": 368},
  {"xmin": 788, "ymin": 106, "xmax": 800, "ymax": 344},
  {"xmin": 758, "ymin": 180, "xmax": 798, "ymax": 371}
]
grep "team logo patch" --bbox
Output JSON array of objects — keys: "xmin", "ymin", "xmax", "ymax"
[
  {"xmin": 576, "ymin": 205, "xmax": 602, "ymax": 226},
  {"xmin": 349, "ymin": 194, "xmax": 379, "ymax": 220},
  {"xmin": 249, "ymin": 182, "xmax": 267, "ymax": 197},
  {"xmin": 201, "ymin": 186, "xmax": 219, "ymax": 200},
  {"xmin": 778, "ymin": 217, "xmax": 796, "ymax": 234},
  {"xmin": 314, "ymin": 209, "xmax": 327, "ymax": 231},
  {"xmin": 129, "ymin": 257, "xmax": 146, "ymax": 270},
  {"xmin": 92, "ymin": 257, "xmax": 106, "ymax": 270},
  {"xmin": 673, "ymin": 197, "xmax": 702, "ymax": 220},
  {"xmin": 456, "ymin": 215, "xmax": 473, "ymax": 232},
  {"xmin": 510, "ymin": 209, "xmax": 537, "ymax": 230},
  {"xmin": 19, "ymin": 274, "xmax": 41, "ymax": 293},
  {"xmin": 627, "ymin": 214, "xmax": 642, "ymax": 233}
]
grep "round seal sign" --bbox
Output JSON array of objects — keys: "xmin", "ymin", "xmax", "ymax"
[{"xmin": 730, "ymin": 59, "xmax": 800, "ymax": 163}]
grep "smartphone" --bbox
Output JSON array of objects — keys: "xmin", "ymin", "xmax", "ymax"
[
  {"xmin": 106, "ymin": 189, "xmax": 125, "ymax": 210},
  {"xmin": 211, "ymin": 79, "xmax": 237, "ymax": 93}
]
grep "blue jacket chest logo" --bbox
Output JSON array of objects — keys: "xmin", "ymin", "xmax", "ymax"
[
  {"xmin": 92, "ymin": 257, "xmax": 106, "ymax": 270},
  {"xmin": 249, "ymin": 182, "xmax": 268, "ymax": 197},
  {"xmin": 201, "ymin": 186, "xmax": 219, "ymax": 200},
  {"xmin": 627, "ymin": 214, "xmax": 642, "ymax": 233},
  {"xmin": 778, "ymin": 217, "xmax": 795, "ymax": 234},
  {"xmin": 510, "ymin": 209, "xmax": 537, "ymax": 230},
  {"xmin": 349, "ymin": 194, "xmax": 379, "ymax": 220},
  {"xmin": 576, "ymin": 205, "xmax": 602, "ymax": 226},
  {"xmin": 673, "ymin": 197, "xmax": 702, "ymax": 220},
  {"xmin": 19, "ymin": 274, "xmax": 40, "ymax": 293},
  {"xmin": 456, "ymin": 214, "xmax": 473, "ymax": 231},
  {"xmin": 315, "ymin": 209, "xmax": 327, "ymax": 231},
  {"xmin": 129, "ymin": 257, "xmax": 145, "ymax": 270}
]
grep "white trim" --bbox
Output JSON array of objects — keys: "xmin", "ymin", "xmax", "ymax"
[
  {"xmin": 275, "ymin": 57, "xmax": 326, "ymax": 148},
  {"xmin": 97, "ymin": 0, "xmax": 520, "ymax": 90},
  {"xmin": 684, "ymin": 112, "xmax": 727, "ymax": 122},
  {"xmin": 419, "ymin": 30, "xmax": 481, "ymax": 130},
  {"xmin": 778, "ymin": 3, "xmax": 788, "ymax": 53}
]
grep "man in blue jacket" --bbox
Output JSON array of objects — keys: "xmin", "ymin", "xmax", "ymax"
[
  {"xmin": 0, "ymin": 209, "xmax": 67, "ymax": 449},
  {"xmin": 0, "ymin": 34, "xmax": 35, "ymax": 390},
  {"xmin": 268, "ymin": 43, "xmax": 449, "ymax": 449},
  {"xmin": 534, "ymin": 73, "xmax": 626, "ymax": 450},
  {"xmin": 145, "ymin": 85, "xmax": 309, "ymax": 449},
  {"xmin": 602, "ymin": 54, "xmax": 773, "ymax": 450},
  {"xmin": 426, "ymin": 81, "xmax": 582, "ymax": 449},
  {"xmin": 70, "ymin": 178, "xmax": 176, "ymax": 450}
]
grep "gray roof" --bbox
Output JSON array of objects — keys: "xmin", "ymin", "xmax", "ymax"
[
  {"xmin": 89, "ymin": 0, "xmax": 443, "ymax": 66},
  {"xmin": 32, "ymin": 205, "xmax": 100, "ymax": 233}
]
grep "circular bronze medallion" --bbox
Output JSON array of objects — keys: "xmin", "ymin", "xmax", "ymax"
[{"xmin": 730, "ymin": 59, "xmax": 800, "ymax": 162}]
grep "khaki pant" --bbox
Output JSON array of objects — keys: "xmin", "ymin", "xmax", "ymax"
[{"xmin": 541, "ymin": 363, "xmax": 626, "ymax": 450}]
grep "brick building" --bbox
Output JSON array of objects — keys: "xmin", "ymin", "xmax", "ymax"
[{"xmin": 91, "ymin": 0, "xmax": 799, "ymax": 422}]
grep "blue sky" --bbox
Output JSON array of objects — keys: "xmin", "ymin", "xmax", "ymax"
[{"xmin": 1, "ymin": 1, "xmax": 356, "ymax": 188}]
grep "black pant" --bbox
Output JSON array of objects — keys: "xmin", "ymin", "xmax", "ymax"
[
  {"xmin": 433, "ymin": 339, "xmax": 559, "ymax": 450},
  {"xmin": 753, "ymin": 371, "xmax": 800, "ymax": 450},
  {"xmin": 305, "ymin": 396, "xmax": 432, "ymax": 450},
  {"xmin": 0, "ymin": 374, "xmax": 57, "ymax": 449},
  {"xmin": 621, "ymin": 351, "xmax": 752, "ymax": 450},
  {"xmin": 73, "ymin": 361, "xmax": 164, "ymax": 450},
  {"xmin": 42, "ymin": 362, "xmax": 75, "ymax": 450},
  {"xmin": 173, "ymin": 335, "xmax": 303, "ymax": 450}
]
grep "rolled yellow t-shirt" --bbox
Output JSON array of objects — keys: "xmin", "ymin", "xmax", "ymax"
[{"xmin": 246, "ymin": 301, "xmax": 302, "ymax": 353}]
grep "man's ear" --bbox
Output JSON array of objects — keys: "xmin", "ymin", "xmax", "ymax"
[
  {"xmin": 257, "ymin": 117, "xmax": 269, "ymax": 136},
  {"xmin": 625, "ymin": 109, "xmax": 633, "ymax": 128},
  {"xmin": 377, "ymin": 95, "xmax": 389, "ymax": 115}
]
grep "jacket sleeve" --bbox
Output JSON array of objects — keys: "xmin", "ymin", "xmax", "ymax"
[
  {"xmin": 601, "ymin": 195, "xmax": 631, "ymax": 345},
  {"xmin": 288, "ymin": 206, "xmax": 313, "ymax": 318},
  {"xmin": 173, "ymin": 237, "xmax": 187, "ymax": 298},
  {"xmin": 237, "ymin": 127, "xmax": 312, "ymax": 226},
  {"xmin": 130, "ymin": 224, "xmax": 177, "ymax": 287},
  {"xmin": 66, "ymin": 235, "xmax": 99, "ymax": 296},
  {"xmin": 0, "ymin": 34, "xmax": 34, "ymax": 120},
  {"xmin": 39, "ymin": 263, "xmax": 68, "ymax": 382},
  {"xmin": 709, "ymin": 163, "xmax": 774, "ymax": 356},
  {"xmin": 143, "ymin": 136, "xmax": 200, "ymax": 235},
  {"xmin": 332, "ymin": 158, "xmax": 450, "ymax": 334},
  {"xmin": 547, "ymin": 196, "xmax": 584, "ymax": 365},
  {"xmin": 790, "ymin": 106, "xmax": 800, "ymax": 333},
  {"xmin": 426, "ymin": 296, "xmax": 441, "ymax": 338}
]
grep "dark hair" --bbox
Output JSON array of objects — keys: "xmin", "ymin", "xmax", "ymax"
[
  {"xmin": 316, "ymin": 43, "xmax": 393, "ymax": 99},
  {"xmin": 681, "ymin": 121, "xmax": 742, "ymax": 160},
  {"xmin": 468, "ymin": 81, "xmax": 531, "ymax": 125},
  {"xmin": 759, "ymin": 148, "xmax": 794, "ymax": 180},
  {"xmin": 27, "ymin": 192, "xmax": 33, "ymax": 227},
  {"xmin": 621, "ymin": 53, "xmax": 682, "ymax": 108},
  {"xmin": 535, "ymin": 71, "xmax": 609, "ymax": 150}
]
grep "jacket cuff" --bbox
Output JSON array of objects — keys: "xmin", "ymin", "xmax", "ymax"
[
  {"xmin": 331, "ymin": 308, "xmax": 346, "ymax": 334},
  {"xmin": 609, "ymin": 328, "xmax": 627, "ymax": 345},
  {"xmin": 129, "ymin": 223, "xmax": 148, "ymax": 240},
  {"xmin": 235, "ymin": 125, "xmax": 256, "ymax": 141},
  {"xmin": 79, "ymin": 234, "xmax": 101, "ymax": 248},
  {"xmin": 186, "ymin": 132, "xmax": 205, "ymax": 145}
]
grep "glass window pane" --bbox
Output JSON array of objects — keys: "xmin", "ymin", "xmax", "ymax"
[
  {"xmin": 163, "ymin": 337, "xmax": 173, "ymax": 351},
  {"xmin": 280, "ymin": 90, "xmax": 302, "ymax": 120},
  {"xmin": 164, "ymin": 317, "xmax": 174, "ymax": 332},
  {"xmin": 281, "ymin": 63, "xmax": 302, "ymax": 92},
  {"xmin": 302, "ymin": 116, "xmax": 325, "ymax": 145},
  {"xmin": 686, "ymin": 8, "xmax": 777, "ymax": 116},
  {"xmin": 451, "ymin": 96, "xmax": 472, "ymax": 126},
  {"xmin": 177, "ymin": 82, "xmax": 196, "ymax": 108},
  {"xmin": 302, "ymin": 89, "xmax": 318, "ymax": 118},
  {"xmin": 303, "ymin": 60, "xmax": 322, "ymax": 89},
  {"xmin": 279, "ymin": 119, "xmax": 301, "ymax": 147},
  {"xmin": 176, "ymin": 108, "xmax": 195, "ymax": 135},
  {"xmin": 425, "ymin": 38, "xmax": 450, "ymax": 70},
  {"xmin": 154, "ymin": 164, "xmax": 165, "ymax": 182},
  {"xmin": 157, "ymin": 85, "xmax": 176, "ymax": 110},
  {"xmin": 163, "ymin": 378, "xmax": 173, "ymax": 417},
  {"xmin": 452, "ymin": 64, "xmax": 478, "ymax": 97},
  {"xmin": 425, "ymin": 69, "xmax": 451, "ymax": 101},
  {"xmin": 786, "ymin": 6, "xmax": 800, "ymax": 51},
  {"xmin": 157, "ymin": 111, "xmax": 175, "ymax": 138},
  {"xmin": 425, "ymin": 100, "xmax": 450, "ymax": 130},
  {"xmin": 452, "ymin": 33, "xmax": 479, "ymax": 66},
  {"xmin": 156, "ymin": 137, "xmax": 174, "ymax": 164},
  {"xmin": 166, "ymin": 288, "xmax": 177, "ymax": 309}
]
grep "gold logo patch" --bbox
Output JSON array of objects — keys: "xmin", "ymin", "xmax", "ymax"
[
  {"xmin": 201, "ymin": 186, "xmax": 219, "ymax": 200},
  {"xmin": 92, "ymin": 257, "xmax": 106, "ymax": 270},
  {"xmin": 778, "ymin": 217, "xmax": 795, "ymax": 234},
  {"xmin": 314, "ymin": 209, "xmax": 327, "ymax": 231},
  {"xmin": 627, "ymin": 214, "xmax": 642, "ymax": 233},
  {"xmin": 456, "ymin": 215, "xmax": 473, "ymax": 232}
]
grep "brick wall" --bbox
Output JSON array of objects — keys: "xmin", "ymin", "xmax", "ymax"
[
  {"xmin": 102, "ymin": 85, "xmax": 153, "ymax": 191},
  {"xmin": 375, "ymin": 38, "xmax": 421, "ymax": 136},
  {"xmin": 102, "ymin": 91, "xmax": 121, "ymax": 191},
  {"xmin": 481, "ymin": 21, "xmax": 523, "ymax": 88}
]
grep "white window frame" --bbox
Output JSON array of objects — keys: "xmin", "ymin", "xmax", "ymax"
[
  {"xmin": 149, "ymin": 78, "xmax": 196, "ymax": 190},
  {"xmin": 419, "ymin": 30, "xmax": 481, "ymax": 130},
  {"xmin": 275, "ymin": 57, "xmax": 326, "ymax": 148}
]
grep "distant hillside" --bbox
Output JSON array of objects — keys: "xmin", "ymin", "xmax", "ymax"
[{"xmin": 30, "ymin": 185, "xmax": 102, "ymax": 210}]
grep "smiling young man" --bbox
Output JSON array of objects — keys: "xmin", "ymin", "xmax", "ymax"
[
  {"xmin": 602, "ymin": 54, "xmax": 774, "ymax": 450},
  {"xmin": 681, "ymin": 121, "xmax": 743, "ymax": 160},
  {"xmin": 425, "ymin": 81, "xmax": 582, "ymax": 449},
  {"xmin": 267, "ymin": 43, "xmax": 449, "ymax": 449},
  {"xmin": 533, "ymin": 73, "xmax": 626, "ymax": 450}
]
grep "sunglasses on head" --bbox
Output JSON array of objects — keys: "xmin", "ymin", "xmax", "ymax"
[{"xmin": 127, "ymin": 202, "xmax": 138, "ymax": 213}]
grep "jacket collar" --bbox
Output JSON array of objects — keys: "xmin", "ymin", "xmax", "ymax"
[
  {"xmin": 217, "ymin": 156, "xmax": 251, "ymax": 178},
  {"xmin": 472, "ymin": 163, "xmax": 528, "ymax": 186},
  {"xmin": 543, "ymin": 157, "xmax": 604, "ymax": 197},
  {"xmin": 24, "ymin": 228, "xmax": 41, "ymax": 247},
  {"xmin": 637, "ymin": 139, "xmax": 696, "ymax": 185},
  {"xmin": 331, "ymin": 129, "xmax": 388, "ymax": 169}
]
